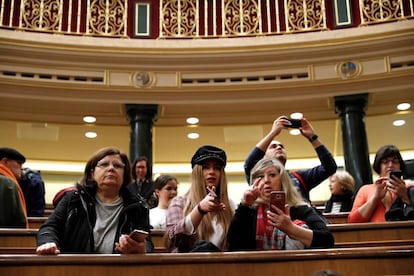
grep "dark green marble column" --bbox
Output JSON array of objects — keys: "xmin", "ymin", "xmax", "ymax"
[
  {"xmin": 334, "ymin": 93, "xmax": 372, "ymax": 193},
  {"xmin": 125, "ymin": 104, "xmax": 158, "ymax": 174}
]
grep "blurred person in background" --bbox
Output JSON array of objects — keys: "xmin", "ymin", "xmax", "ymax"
[
  {"xmin": 150, "ymin": 174, "xmax": 178, "ymax": 229},
  {"xmin": 128, "ymin": 156, "xmax": 157, "ymax": 208},
  {"xmin": 324, "ymin": 171, "xmax": 355, "ymax": 213},
  {"xmin": 0, "ymin": 147, "xmax": 28, "ymax": 228},
  {"xmin": 19, "ymin": 167, "xmax": 46, "ymax": 217}
]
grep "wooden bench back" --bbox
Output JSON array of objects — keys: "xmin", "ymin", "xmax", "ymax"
[
  {"xmin": 1, "ymin": 220, "xmax": 413, "ymax": 253},
  {"xmin": 1, "ymin": 245, "xmax": 413, "ymax": 275}
]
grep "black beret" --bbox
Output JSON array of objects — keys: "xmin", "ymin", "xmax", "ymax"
[
  {"xmin": 191, "ymin": 145, "xmax": 226, "ymax": 168},
  {"xmin": 0, "ymin": 147, "xmax": 26, "ymax": 163}
]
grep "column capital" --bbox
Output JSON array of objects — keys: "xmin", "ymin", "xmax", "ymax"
[
  {"xmin": 125, "ymin": 104, "xmax": 158, "ymax": 122},
  {"xmin": 334, "ymin": 93, "xmax": 369, "ymax": 115}
]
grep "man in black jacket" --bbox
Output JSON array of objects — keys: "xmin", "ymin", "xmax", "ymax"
[{"xmin": 244, "ymin": 116, "xmax": 337, "ymax": 203}]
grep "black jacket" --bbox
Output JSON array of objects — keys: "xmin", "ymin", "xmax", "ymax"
[
  {"xmin": 128, "ymin": 179, "xmax": 157, "ymax": 208},
  {"xmin": 385, "ymin": 186, "xmax": 414, "ymax": 221},
  {"xmin": 227, "ymin": 204, "xmax": 334, "ymax": 251},
  {"xmin": 324, "ymin": 190, "xmax": 354, "ymax": 213},
  {"xmin": 37, "ymin": 183, "xmax": 154, "ymax": 253}
]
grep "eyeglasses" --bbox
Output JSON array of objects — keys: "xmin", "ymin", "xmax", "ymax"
[
  {"xmin": 96, "ymin": 161, "xmax": 125, "ymax": 170},
  {"xmin": 380, "ymin": 158, "xmax": 400, "ymax": 165}
]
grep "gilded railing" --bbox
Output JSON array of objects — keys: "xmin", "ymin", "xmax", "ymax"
[
  {"xmin": 0, "ymin": 0, "xmax": 128, "ymax": 37},
  {"xmin": 159, "ymin": 0, "xmax": 327, "ymax": 38},
  {"xmin": 359, "ymin": 0, "xmax": 411, "ymax": 25},
  {"xmin": 0, "ymin": 0, "xmax": 412, "ymax": 39}
]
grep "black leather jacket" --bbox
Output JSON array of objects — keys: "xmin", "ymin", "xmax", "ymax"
[{"xmin": 37, "ymin": 183, "xmax": 154, "ymax": 253}]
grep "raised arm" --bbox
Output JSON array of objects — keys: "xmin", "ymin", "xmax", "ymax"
[{"xmin": 244, "ymin": 116, "xmax": 290, "ymax": 183}]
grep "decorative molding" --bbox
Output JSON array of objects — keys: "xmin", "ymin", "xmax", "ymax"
[
  {"xmin": 133, "ymin": 71, "xmax": 154, "ymax": 88},
  {"xmin": 336, "ymin": 61, "xmax": 362, "ymax": 79}
]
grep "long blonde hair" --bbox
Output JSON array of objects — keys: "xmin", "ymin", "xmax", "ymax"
[
  {"xmin": 183, "ymin": 164, "xmax": 234, "ymax": 249},
  {"xmin": 250, "ymin": 157, "xmax": 306, "ymax": 207}
]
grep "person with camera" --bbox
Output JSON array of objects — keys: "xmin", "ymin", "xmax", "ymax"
[
  {"xmin": 244, "ymin": 115, "xmax": 337, "ymax": 203},
  {"xmin": 348, "ymin": 145, "xmax": 414, "ymax": 222},
  {"xmin": 227, "ymin": 157, "xmax": 334, "ymax": 251}
]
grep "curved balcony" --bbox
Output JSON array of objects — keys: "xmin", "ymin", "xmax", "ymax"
[
  {"xmin": 1, "ymin": 0, "xmax": 413, "ymax": 38},
  {"xmin": 0, "ymin": 0, "xmax": 413, "ymax": 203}
]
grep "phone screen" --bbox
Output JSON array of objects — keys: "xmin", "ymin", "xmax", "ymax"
[
  {"xmin": 389, "ymin": 170, "xmax": 402, "ymax": 179},
  {"xmin": 270, "ymin": 191, "xmax": 286, "ymax": 213},
  {"xmin": 287, "ymin": 119, "xmax": 302, "ymax": 128},
  {"xmin": 129, "ymin": 229, "xmax": 149, "ymax": 241}
]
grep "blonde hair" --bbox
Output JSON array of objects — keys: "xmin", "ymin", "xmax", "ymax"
[
  {"xmin": 250, "ymin": 157, "xmax": 306, "ymax": 206},
  {"xmin": 332, "ymin": 171, "xmax": 355, "ymax": 192},
  {"xmin": 183, "ymin": 164, "xmax": 234, "ymax": 249}
]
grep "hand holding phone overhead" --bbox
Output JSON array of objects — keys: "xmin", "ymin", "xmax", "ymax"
[{"xmin": 282, "ymin": 116, "xmax": 302, "ymax": 128}]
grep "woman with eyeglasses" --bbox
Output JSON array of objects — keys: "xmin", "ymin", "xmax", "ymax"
[
  {"xmin": 348, "ymin": 145, "xmax": 412, "ymax": 223},
  {"xmin": 36, "ymin": 147, "xmax": 154, "ymax": 255}
]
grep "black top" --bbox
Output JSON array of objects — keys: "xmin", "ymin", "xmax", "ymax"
[
  {"xmin": 128, "ymin": 179, "xmax": 157, "ymax": 208},
  {"xmin": 324, "ymin": 190, "xmax": 354, "ymax": 213},
  {"xmin": 227, "ymin": 203, "xmax": 334, "ymax": 251}
]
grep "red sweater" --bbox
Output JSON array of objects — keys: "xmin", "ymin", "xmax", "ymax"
[{"xmin": 348, "ymin": 184, "xmax": 394, "ymax": 223}]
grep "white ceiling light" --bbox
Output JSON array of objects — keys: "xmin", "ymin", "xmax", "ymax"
[
  {"xmin": 83, "ymin": 116, "xmax": 96, "ymax": 123},
  {"xmin": 290, "ymin": 112, "xmax": 303, "ymax": 119},
  {"xmin": 397, "ymin": 103, "xmax": 411, "ymax": 111},
  {"xmin": 289, "ymin": 129, "xmax": 301, "ymax": 135},
  {"xmin": 393, "ymin": 120, "xmax": 405, "ymax": 127},
  {"xmin": 85, "ymin": 131, "xmax": 97, "ymax": 138},
  {"xmin": 186, "ymin": 117, "xmax": 199, "ymax": 125},
  {"xmin": 187, "ymin": 133, "xmax": 199, "ymax": 139}
]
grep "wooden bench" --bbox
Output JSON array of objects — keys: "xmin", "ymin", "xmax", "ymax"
[
  {"xmin": 43, "ymin": 204, "xmax": 54, "ymax": 216},
  {"xmin": 0, "ymin": 245, "xmax": 413, "ymax": 275},
  {"xmin": 1, "ymin": 221, "xmax": 413, "ymax": 253},
  {"xmin": 323, "ymin": 212, "xmax": 349, "ymax": 224},
  {"xmin": 28, "ymin": 217, "xmax": 48, "ymax": 229},
  {"xmin": 152, "ymin": 222, "xmax": 414, "ymax": 251},
  {"xmin": 0, "ymin": 229, "xmax": 38, "ymax": 248},
  {"xmin": 327, "ymin": 220, "xmax": 414, "ymax": 245},
  {"xmin": 0, "ymin": 228, "xmax": 168, "ymax": 254},
  {"xmin": 151, "ymin": 229, "xmax": 167, "ymax": 253}
]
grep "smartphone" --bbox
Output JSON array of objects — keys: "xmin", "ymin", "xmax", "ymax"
[
  {"xmin": 129, "ymin": 229, "xmax": 149, "ymax": 241},
  {"xmin": 389, "ymin": 170, "xmax": 402, "ymax": 179},
  {"xmin": 207, "ymin": 186, "xmax": 220, "ymax": 203},
  {"xmin": 270, "ymin": 191, "xmax": 286, "ymax": 213},
  {"xmin": 286, "ymin": 119, "xmax": 302, "ymax": 128}
]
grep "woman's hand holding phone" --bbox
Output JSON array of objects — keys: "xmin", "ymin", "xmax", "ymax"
[
  {"xmin": 115, "ymin": 230, "xmax": 147, "ymax": 254},
  {"xmin": 129, "ymin": 229, "xmax": 148, "ymax": 241},
  {"xmin": 270, "ymin": 191, "xmax": 286, "ymax": 213},
  {"xmin": 267, "ymin": 194, "xmax": 291, "ymax": 233}
]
